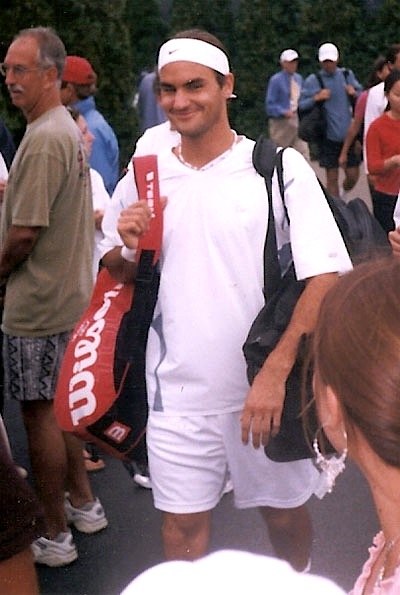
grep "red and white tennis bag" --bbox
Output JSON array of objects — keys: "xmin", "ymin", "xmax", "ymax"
[{"xmin": 54, "ymin": 155, "xmax": 162, "ymax": 462}]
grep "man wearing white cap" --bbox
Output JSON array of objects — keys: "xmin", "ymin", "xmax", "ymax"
[
  {"xmin": 265, "ymin": 49, "xmax": 308, "ymax": 159},
  {"xmin": 299, "ymin": 42, "xmax": 363, "ymax": 198},
  {"xmin": 101, "ymin": 29, "xmax": 352, "ymax": 570}
]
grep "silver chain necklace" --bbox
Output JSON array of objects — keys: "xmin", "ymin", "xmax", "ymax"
[{"xmin": 176, "ymin": 131, "xmax": 238, "ymax": 171}]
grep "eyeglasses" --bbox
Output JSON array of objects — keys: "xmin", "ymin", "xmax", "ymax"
[{"xmin": 0, "ymin": 63, "xmax": 43, "ymax": 78}]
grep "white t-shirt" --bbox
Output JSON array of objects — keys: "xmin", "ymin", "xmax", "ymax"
[
  {"xmin": 101, "ymin": 137, "xmax": 351, "ymax": 416},
  {"xmin": 363, "ymin": 82, "xmax": 387, "ymax": 172},
  {"xmin": 135, "ymin": 121, "xmax": 180, "ymax": 156},
  {"xmin": 394, "ymin": 190, "xmax": 400, "ymax": 228},
  {"xmin": 126, "ymin": 121, "xmax": 180, "ymax": 171},
  {"xmin": 0, "ymin": 152, "xmax": 8, "ymax": 180},
  {"xmin": 90, "ymin": 167, "xmax": 109, "ymax": 280}
]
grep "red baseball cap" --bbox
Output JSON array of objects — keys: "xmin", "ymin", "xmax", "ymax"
[{"xmin": 62, "ymin": 56, "xmax": 96, "ymax": 85}]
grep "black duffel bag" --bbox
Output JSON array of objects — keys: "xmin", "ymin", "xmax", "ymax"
[{"xmin": 298, "ymin": 73, "xmax": 325, "ymax": 143}]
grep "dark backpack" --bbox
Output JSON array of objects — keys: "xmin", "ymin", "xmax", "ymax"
[
  {"xmin": 298, "ymin": 73, "xmax": 325, "ymax": 143},
  {"xmin": 243, "ymin": 135, "xmax": 391, "ymax": 462},
  {"xmin": 267, "ymin": 138, "xmax": 391, "ymax": 264}
]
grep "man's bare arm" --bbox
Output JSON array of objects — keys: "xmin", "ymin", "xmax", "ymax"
[
  {"xmin": 389, "ymin": 228, "xmax": 400, "ymax": 257},
  {"xmin": 101, "ymin": 200, "xmax": 153, "ymax": 284},
  {"xmin": 241, "ymin": 272, "xmax": 339, "ymax": 448},
  {"xmin": 0, "ymin": 225, "xmax": 41, "ymax": 282},
  {"xmin": 101, "ymin": 247, "xmax": 137, "ymax": 284}
]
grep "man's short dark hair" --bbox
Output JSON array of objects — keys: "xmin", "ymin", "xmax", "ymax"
[{"xmin": 386, "ymin": 43, "xmax": 400, "ymax": 66}]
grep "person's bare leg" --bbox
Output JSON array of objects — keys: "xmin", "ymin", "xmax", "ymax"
[
  {"xmin": 63, "ymin": 432, "xmax": 95, "ymax": 507},
  {"xmin": 325, "ymin": 167, "xmax": 339, "ymax": 198},
  {"xmin": 260, "ymin": 504, "xmax": 312, "ymax": 571},
  {"xmin": 21, "ymin": 400, "xmax": 68, "ymax": 538},
  {"xmin": 162, "ymin": 510, "xmax": 211, "ymax": 560},
  {"xmin": 343, "ymin": 165, "xmax": 359, "ymax": 192},
  {"xmin": 0, "ymin": 548, "xmax": 40, "ymax": 595}
]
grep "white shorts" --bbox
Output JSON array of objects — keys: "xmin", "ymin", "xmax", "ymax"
[{"xmin": 147, "ymin": 410, "xmax": 320, "ymax": 514}]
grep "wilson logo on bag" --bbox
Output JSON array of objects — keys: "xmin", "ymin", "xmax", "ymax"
[{"xmin": 54, "ymin": 155, "xmax": 162, "ymax": 462}]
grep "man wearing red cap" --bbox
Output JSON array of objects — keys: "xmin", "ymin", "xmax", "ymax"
[{"xmin": 61, "ymin": 55, "xmax": 119, "ymax": 195}]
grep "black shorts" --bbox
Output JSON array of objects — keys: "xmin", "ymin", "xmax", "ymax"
[
  {"xmin": 319, "ymin": 138, "xmax": 361, "ymax": 169},
  {"xmin": 371, "ymin": 189, "xmax": 397, "ymax": 234}
]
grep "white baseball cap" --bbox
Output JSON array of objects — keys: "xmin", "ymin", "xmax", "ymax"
[
  {"xmin": 318, "ymin": 43, "xmax": 339, "ymax": 62},
  {"xmin": 280, "ymin": 49, "xmax": 299, "ymax": 63}
]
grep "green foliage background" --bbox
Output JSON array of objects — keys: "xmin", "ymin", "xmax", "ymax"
[{"xmin": 0, "ymin": 0, "xmax": 398, "ymax": 171}]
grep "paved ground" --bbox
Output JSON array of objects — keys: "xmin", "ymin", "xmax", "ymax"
[
  {"xmin": 6, "ymin": 396, "xmax": 378, "ymax": 595},
  {"xmin": 4, "ymin": 161, "xmax": 378, "ymax": 595},
  {"xmin": 312, "ymin": 157, "xmax": 372, "ymax": 209}
]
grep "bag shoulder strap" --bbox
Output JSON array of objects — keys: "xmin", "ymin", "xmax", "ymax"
[
  {"xmin": 315, "ymin": 72, "xmax": 324, "ymax": 89},
  {"xmin": 119, "ymin": 155, "xmax": 163, "ymax": 354},
  {"xmin": 275, "ymin": 148, "xmax": 288, "ymax": 224},
  {"xmin": 252, "ymin": 135, "xmax": 282, "ymax": 297},
  {"xmin": 314, "ymin": 73, "xmax": 325, "ymax": 113},
  {"xmin": 132, "ymin": 155, "xmax": 163, "ymax": 264},
  {"xmin": 129, "ymin": 155, "xmax": 163, "ymax": 307}
]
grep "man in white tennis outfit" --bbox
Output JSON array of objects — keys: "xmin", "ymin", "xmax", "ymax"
[{"xmin": 101, "ymin": 30, "xmax": 352, "ymax": 569}]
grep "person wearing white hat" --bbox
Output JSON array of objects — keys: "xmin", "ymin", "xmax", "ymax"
[
  {"xmin": 299, "ymin": 42, "xmax": 363, "ymax": 198},
  {"xmin": 265, "ymin": 49, "xmax": 309, "ymax": 159}
]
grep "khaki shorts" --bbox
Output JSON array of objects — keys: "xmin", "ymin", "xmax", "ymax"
[{"xmin": 147, "ymin": 410, "xmax": 320, "ymax": 514}]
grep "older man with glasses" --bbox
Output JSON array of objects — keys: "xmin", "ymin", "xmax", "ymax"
[{"xmin": 0, "ymin": 26, "xmax": 107, "ymax": 567}]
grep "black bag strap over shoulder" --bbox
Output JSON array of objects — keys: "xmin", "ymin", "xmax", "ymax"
[
  {"xmin": 253, "ymin": 133, "xmax": 391, "ymax": 288},
  {"xmin": 268, "ymin": 138, "xmax": 392, "ymax": 264},
  {"xmin": 116, "ymin": 156, "xmax": 162, "ymax": 364},
  {"xmin": 314, "ymin": 73, "xmax": 325, "ymax": 112},
  {"xmin": 252, "ymin": 135, "xmax": 283, "ymax": 297},
  {"xmin": 315, "ymin": 72, "xmax": 324, "ymax": 90},
  {"xmin": 341, "ymin": 68, "xmax": 357, "ymax": 111}
]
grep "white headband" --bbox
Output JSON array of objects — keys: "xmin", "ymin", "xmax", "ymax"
[{"xmin": 158, "ymin": 38, "xmax": 230, "ymax": 75}]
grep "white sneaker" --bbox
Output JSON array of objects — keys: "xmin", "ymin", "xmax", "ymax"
[
  {"xmin": 133, "ymin": 464, "xmax": 152, "ymax": 489},
  {"xmin": 31, "ymin": 531, "xmax": 78, "ymax": 567},
  {"xmin": 123, "ymin": 461, "xmax": 152, "ymax": 489},
  {"xmin": 65, "ymin": 496, "xmax": 108, "ymax": 534}
]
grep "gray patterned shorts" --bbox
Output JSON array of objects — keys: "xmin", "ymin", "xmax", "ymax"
[{"xmin": 3, "ymin": 332, "xmax": 70, "ymax": 401}]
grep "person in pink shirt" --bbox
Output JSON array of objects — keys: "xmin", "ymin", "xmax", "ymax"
[{"xmin": 312, "ymin": 256, "xmax": 400, "ymax": 594}]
